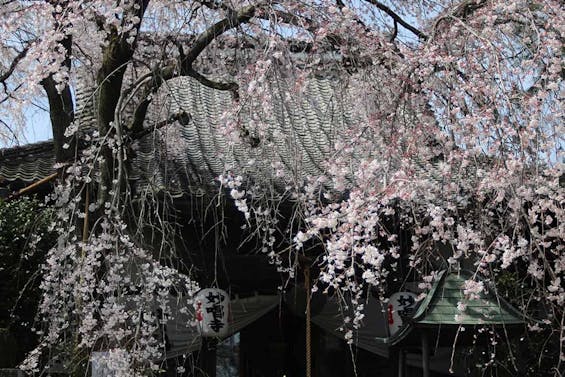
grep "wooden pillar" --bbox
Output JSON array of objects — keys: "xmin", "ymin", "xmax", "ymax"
[
  {"xmin": 198, "ymin": 338, "xmax": 217, "ymax": 377},
  {"xmin": 421, "ymin": 331, "xmax": 430, "ymax": 377},
  {"xmin": 398, "ymin": 348, "xmax": 405, "ymax": 377},
  {"xmin": 239, "ymin": 333, "xmax": 246, "ymax": 377},
  {"xmin": 304, "ymin": 266, "xmax": 312, "ymax": 377}
]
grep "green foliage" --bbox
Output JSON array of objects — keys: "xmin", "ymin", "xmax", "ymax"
[{"xmin": 0, "ymin": 196, "xmax": 56, "ymax": 365}]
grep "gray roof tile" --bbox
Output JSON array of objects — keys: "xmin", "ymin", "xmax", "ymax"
[{"xmin": 1, "ymin": 76, "xmax": 351, "ymax": 195}]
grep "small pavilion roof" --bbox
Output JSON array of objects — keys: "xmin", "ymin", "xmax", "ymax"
[
  {"xmin": 414, "ymin": 270, "xmax": 525, "ymax": 326},
  {"xmin": 377, "ymin": 269, "xmax": 526, "ymax": 346}
]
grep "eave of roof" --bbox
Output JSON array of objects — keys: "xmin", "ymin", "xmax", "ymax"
[
  {"xmin": 0, "ymin": 140, "xmax": 56, "ymax": 183},
  {"xmin": 412, "ymin": 270, "xmax": 525, "ymax": 326},
  {"xmin": 375, "ymin": 269, "xmax": 526, "ymax": 347}
]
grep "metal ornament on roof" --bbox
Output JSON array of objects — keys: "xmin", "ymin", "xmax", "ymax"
[
  {"xmin": 194, "ymin": 288, "xmax": 230, "ymax": 338},
  {"xmin": 387, "ymin": 292, "xmax": 417, "ymax": 336}
]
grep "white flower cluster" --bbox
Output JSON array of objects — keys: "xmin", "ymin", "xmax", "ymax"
[{"xmin": 21, "ymin": 136, "xmax": 199, "ymax": 375}]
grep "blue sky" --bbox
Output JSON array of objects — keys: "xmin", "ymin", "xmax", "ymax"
[
  {"xmin": 24, "ymin": 103, "xmax": 53, "ymax": 144},
  {"xmin": 0, "ymin": 101, "xmax": 52, "ymax": 148}
]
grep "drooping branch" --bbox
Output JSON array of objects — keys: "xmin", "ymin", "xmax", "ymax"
[
  {"xmin": 431, "ymin": 0, "xmax": 488, "ymax": 39},
  {"xmin": 130, "ymin": 110, "xmax": 191, "ymax": 141},
  {"xmin": 182, "ymin": 4, "xmax": 256, "ymax": 65},
  {"xmin": 363, "ymin": 0, "xmax": 428, "ymax": 41},
  {"xmin": 0, "ymin": 45, "xmax": 31, "ymax": 90},
  {"xmin": 128, "ymin": 4, "xmax": 256, "ymax": 132}
]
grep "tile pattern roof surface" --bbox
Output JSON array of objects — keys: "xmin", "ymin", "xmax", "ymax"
[
  {"xmin": 1, "ymin": 76, "xmax": 351, "ymax": 194},
  {"xmin": 0, "ymin": 141, "xmax": 56, "ymax": 182},
  {"xmin": 413, "ymin": 270, "xmax": 525, "ymax": 325},
  {"xmin": 0, "ymin": 81, "xmax": 101, "ymax": 183},
  {"xmin": 131, "ymin": 76, "xmax": 350, "ymax": 194}
]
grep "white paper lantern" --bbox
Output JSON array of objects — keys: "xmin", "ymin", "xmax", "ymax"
[
  {"xmin": 194, "ymin": 288, "xmax": 230, "ymax": 338},
  {"xmin": 387, "ymin": 291, "xmax": 417, "ymax": 336}
]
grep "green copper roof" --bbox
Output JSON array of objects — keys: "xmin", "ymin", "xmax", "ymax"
[
  {"xmin": 375, "ymin": 270, "xmax": 526, "ymax": 346},
  {"xmin": 413, "ymin": 270, "xmax": 525, "ymax": 325}
]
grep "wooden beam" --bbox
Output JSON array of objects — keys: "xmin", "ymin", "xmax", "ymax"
[
  {"xmin": 398, "ymin": 348, "xmax": 405, "ymax": 377},
  {"xmin": 422, "ymin": 331, "xmax": 430, "ymax": 377},
  {"xmin": 7, "ymin": 172, "xmax": 58, "ymax": 200},
  {"xmin": 198, "ymin": 338, "xmax": 217, "ymax": 377}
]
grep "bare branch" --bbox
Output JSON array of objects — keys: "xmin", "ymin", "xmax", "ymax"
[
  {"xmin": 0, "ymin": 118, "xmax": 20, "ymax": 144},
  {"xmin": 182, "ymin": 4, "xmax": 256, "ymax": 65},
  {"xmin": 0, "ymin": 45, "xmax": 31, "ymax": 85},
  {"xmin": 130, "ymin": 110, "xmax": 191, "ymax": 141},
  {"xmin": 186, "ymin": 66, "xmax": 239, "ymax": 97},
  {"xmin": 363, "ymin": 0, "xmax": 428, "ymax": 41},
  {"xmin": 129, "ymin": 4, "xmax": 255, "ymax": 132}
]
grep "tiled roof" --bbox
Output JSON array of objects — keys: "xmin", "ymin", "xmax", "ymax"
[
  {"xmin": 0, "ymin": 76, "xmax": 352, "ymax": 195},
  {"xmin": 0, "ymin": 80, "xmax": 100, "ymax": 184},
  {"xmin": 375, "ymin": 270, "xmax": 526, "ymax": 346},
  {"xmin": 0, "ymin": 141, "xmax": 56, "ymax": 182},
  {"xmin": 413, "ymin": 270, "xmax": 525, "ymax": 325},
  {"xmin": 131, "ymin": 76, "xmax": 351, "ymax": 194}
]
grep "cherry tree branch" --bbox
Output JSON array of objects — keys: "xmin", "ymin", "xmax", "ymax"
[
  {"xmin": 182, "ymin": 4, "xmax": 256, "ymax": 65},
  {"xmin": 41, "ymin": 75, "xmax": 75, "ymax": 163},
  {"xmin": 186, "ymin": 66, "xmax": 239, "ymax": 96},
  {"xmin": 129, "ymin": 4, "xmax": 257, "ymax": 132},
  {"xmin": 130, "ymin": 110, "xmax": 192, "ymax": 141},
  {"xmin": 0, "ymin": 45, "xmax": 31, "ymax": 88},
  {"xmin": 431, "ymin": 0, "xmax": 488, "ymax": 39},
  {"xmin": 363, "ymin": 0, "xmax": 428, "ymax": 41}
]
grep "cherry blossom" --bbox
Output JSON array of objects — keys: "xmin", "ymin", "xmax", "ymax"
[{"xmin": 0, "ymin": 0, "xmax": 563, "ymax": 374}]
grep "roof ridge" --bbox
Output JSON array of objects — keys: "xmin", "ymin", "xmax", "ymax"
[{"xmin": 0, "ymin": 139, "xmax": 54, "ymax": 159}]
